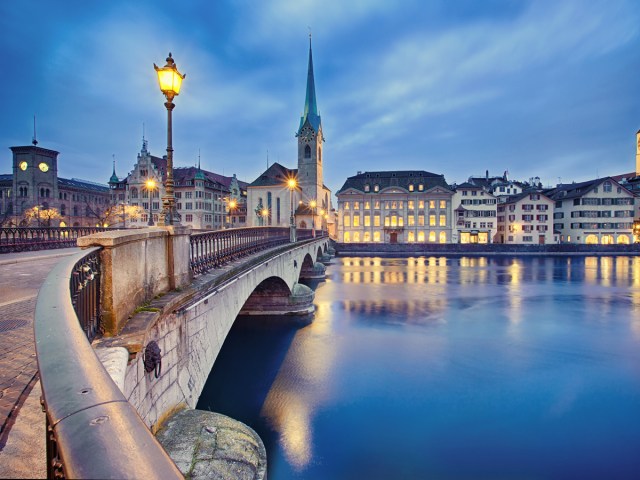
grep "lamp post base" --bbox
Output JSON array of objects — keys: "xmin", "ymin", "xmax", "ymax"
[{"xmin": 290, "ymin": 225, "xmax": 297, "ymax": 243}]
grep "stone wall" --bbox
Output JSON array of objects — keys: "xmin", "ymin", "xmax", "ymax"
[{"xmin": 114, "ymin": 238, "xmax": 330, "ymax": 430}]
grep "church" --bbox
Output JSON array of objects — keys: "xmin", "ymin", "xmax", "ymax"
[{"xmin": 246, "ymin": 39, "xmax": 332, "ymax": 232}]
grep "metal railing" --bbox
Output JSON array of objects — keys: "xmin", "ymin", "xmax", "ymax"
[
  {"xmin": 35, "ymin": 247, "xmax": 181, "ymax": 479},
  {"xmin": 189, "ymin": 227, "xmax": 326, "ymax": 275},
  {"xmin": 0, "ymin": 227, "xmax": 114, "ymax": 254},
  {"xmin": 69, "ymin": 249, "xmax": 101, "ymax": 342}
]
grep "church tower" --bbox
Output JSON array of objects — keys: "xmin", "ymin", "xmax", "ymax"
[{"xmin": 296, "ymin": 36, "xmax": 325, "ymax": 210}]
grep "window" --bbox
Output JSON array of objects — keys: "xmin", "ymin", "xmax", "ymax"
[
  {"xmin": 409, "ymin": 184, "xmax": 414, "ymax": 192},
  {"xmin": 418, "ymin": 216, "xmax": 425, "ymax": 226},
  {"xmin": 344, "ymin": 232, "xmax": 350, "ymax": 242},
  {"xmin": 418, "ymin": 231, "xmax": 425, "ymax": 242},
  {"xmin": 440, "ymin": 200, "xmax": 446, "ymax": 209},
  {"xmin": 304, "ymin": 145, "xmax": 311, "ymax": 158},
  {"xmin": 353, "ymin": 216, "xmax": 360, "ymax": 227},
  {"xmin": 373, "ymin": 231, "xmax": 381, "ymax": 242},
  {"xmin": 418, "ymin": 200, "xmax": 424, "ymax": 209},
  {"xmin": 374, "ymin": 215, "xmax": 381, "ymax": 227},
  {"xmin": 418, "ymin": 184, "xmax": 424, "ymax": 191},
  {"xmin": 408, "ymin": 231, "xmax": 415, "ymax": 242},
  {"xmin": 364, "ymin": 232, "xmax": 371, "ymax": 242},
  {"xmin": 439, "ymin": 215, "xmax": 446, "ymax": 226},
  {"xmin": 429, "ymin": 200, "xmax": 435, "ymax": 209},
  {"xmin": 365, "ymin": 201, "xmax": 370, "ymax": 209},
  {"xmin": 439, "ymin": 231, "xmax": 446, "ymax": 244},
  {"xmin": 364, "ymin": 215, "xmax": 371, "ymax": 227},
  {"xmin": 603, "ymin": 181, "xmax": 612, "ymax": 193},
  {"xmin": 364, "ymin": 184, "xmax": 370, "ymax": 192},
  {"xmin": 429, "ymin": 215, "xmax": 436, "ymax": 226},
  {"xmin": 354, "ymin": 201, "xmax": 360, "ymax": 210},
  {"xmin": 353, "ymin": 232, "xmax": 360, "ymax": 242},
  {"xmin": 344, "ymin": 202, "xmax": 350, "ymax": 210},
  {"xmin": 429, "ymin": 231, "xmax": 436, "ymax": 242},
  {"xmin": 374, "ymin": 184, "xmax": 379, "ymax": 192},
  {"xmin": 408, "ymin": 200, "xmax": 415, "ymax": 210},
  {"xmin": 343, "ymin": 215, "xmax": 351, "ymax": 227},
  {"xmin": 185, "ymin": 214, "xmax": 193, "ymax": 222},
  {"xmin": 408, "ymin": 216, "xmax": 415, "ymax": 226}
]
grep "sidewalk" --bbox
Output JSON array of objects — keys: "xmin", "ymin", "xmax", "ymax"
[{"xmin": 0, "ymin": 247, "xmax": 80, "ymax": 478}]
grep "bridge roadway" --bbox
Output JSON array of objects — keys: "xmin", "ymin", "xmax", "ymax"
[{"xmin": 92, "ymin": 234, "xmax": 332, "ymax": 437}]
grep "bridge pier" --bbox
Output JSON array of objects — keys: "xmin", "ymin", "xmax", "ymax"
[{"xmin": 239, "ymin": 281, "xmax": 315, "ymax": 315}]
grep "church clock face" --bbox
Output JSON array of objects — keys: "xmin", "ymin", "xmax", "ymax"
[
  {"xmin": 39, "ymin": 162, "xmax": 49, "ymax": 172},
  {"xmin": 19, "ymin": 161, "xmax": 28, "ymax": 171},
  {"xmin": 300, "ymin": 127, "xmax": 314, "ymax": 142}
]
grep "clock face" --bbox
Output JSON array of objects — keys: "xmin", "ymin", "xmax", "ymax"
[
  {"xmin": 19, "ymin": 161, "xmax": 28, "ymax": 171},
  {"xmin": 39, "ymin": 162, "xmax": 49, "ymax": 172},
  {"xmin": 300, "ymin": 127, "xmax": 314, "ymax": 142}
]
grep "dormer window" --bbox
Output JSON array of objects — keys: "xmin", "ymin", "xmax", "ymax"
[
  {"xmin": 374, "ymin": 184, "xmax": 379, "ymax": 192},
  {"xmin": 364, "ymin": 184, "xmax": 370, "ymax": 192},
  {"xmin": 408, "ymin": 184, "xmax": 414, "ymax": 192},
  {"xmin": 418, "ymin": 184, "xmax": 424, "ymax": 191}
]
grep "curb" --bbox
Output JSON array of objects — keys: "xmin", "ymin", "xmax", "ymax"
[{"xmin": 0, "ymin": 249, "xmax": 80, "ymax": 266}]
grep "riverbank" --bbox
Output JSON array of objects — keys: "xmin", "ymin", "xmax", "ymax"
[{"xmin": 333, "ymin": 242, "xmax": 640, "ymax": 256}]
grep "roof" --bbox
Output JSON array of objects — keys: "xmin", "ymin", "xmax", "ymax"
[
  {"xmin": 336, "ymin": 170, "xmax": 451, "ymax": 195},
  {"xmin": 248, "ymin": 162, "xmax": 297, "ymax": 188},
  {"xmin": 173, "ymin": 167, "xmax": 249, "ymax": 191},
  {"xmin": 59, "ymin": 177, "xmax": 109, "ymax": 193},
  {"xmin": 501, "ymin": 189, "xmax": 551, "ymax": 205},
  {"xmin": 455, "ymin": 181, "xmax": 482, "ymax": 189},
  {"xmin": 0, "ymin": 174, "xmax": 12, "ymax": 185},
  {"xmin": 298, "ymin": 38, "xmax": 321, "ymax": 134},
  {"xmin": 544, "ymin": 177, "xmax": 629, "ymax": 201}
]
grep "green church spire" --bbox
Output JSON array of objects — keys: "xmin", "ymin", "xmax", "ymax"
[{"xmin": 298, "ymin": 35, "xmax": 321, "ymax": 134}]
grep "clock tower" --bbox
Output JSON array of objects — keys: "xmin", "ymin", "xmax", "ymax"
[
  {"xmin": 296, "ymin": 37, "xmax": 325, "ymax": 212},
  {"xmin": 11, "ymin": 141, "xmax": 59, "ymax": 219}
]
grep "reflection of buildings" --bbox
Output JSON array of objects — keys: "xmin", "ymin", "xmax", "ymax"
[
  {"xmin": 336, "ymin": 170, "xmax": 454, "ymax": 244},
  {"xmin": 109, "ymin": 139, "xmax": 248, "ymax": 229},
  {"xmin": 1, "ymin": 142, "xmax": 110, "ymax": 226}
]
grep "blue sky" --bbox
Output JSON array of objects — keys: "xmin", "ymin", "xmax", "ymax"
[{"xmin": 1, "ymin": 0, "xmax": 640, "ymax": 195}]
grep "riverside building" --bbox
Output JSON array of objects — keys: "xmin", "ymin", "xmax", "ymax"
[
  {"xmin": 495, "ymin": 191, "xmax": 555, "ymax": 244},
  {"xmin": 336, "ymin": 170, "xmax": 454, "ymax": 244},
  {"xmin": 451, "ymin": 182, "xmax": 498, "ymax": 243}
]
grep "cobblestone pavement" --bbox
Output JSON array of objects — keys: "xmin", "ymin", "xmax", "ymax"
[{"xmin": 0, "ymin": 248, "xmax": 79, "ymax": 463}]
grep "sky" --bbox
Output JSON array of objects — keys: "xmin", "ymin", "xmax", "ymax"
[{"xmin": 2, "ymin": 0, "xmax": 640, "ymax": 196}]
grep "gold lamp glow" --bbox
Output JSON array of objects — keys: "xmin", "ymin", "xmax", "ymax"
[
  {"xmin": 287, "ymin": 178, "xmax": 297, "ymax": 190},
  {"xmin": 154, "ymin": 53, "xmax": 185, "ymax": 100}
]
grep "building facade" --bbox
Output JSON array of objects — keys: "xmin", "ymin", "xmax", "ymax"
[
  {"xmin": 451, "ymin": 182, "xmax": 498, "ymax": 243},
  {"xmin": 336, "ymin": 170, "xmax": 454, "ymax": 244},
  {"xmin": 109, "ymin": 140, "xmax": 247, "ymax": 230},
  {"xmin": 546, "ymin": 177, "xmax": 634, "ymax": 244},
  {"xmin": 1, "ymin": 142, "xmax": 110, "ymax": 227},
  {"xmin": 247, "ymin": 39, "xmax": 332, "ymax": 232},
  {"xmin": 496, "ymin": 191, "xmax": 555, "ymax": 244}
]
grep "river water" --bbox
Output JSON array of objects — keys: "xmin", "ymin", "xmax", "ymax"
[{"xmin": 197, "ymin": 256, "xmax": 640, "ymax": 479}]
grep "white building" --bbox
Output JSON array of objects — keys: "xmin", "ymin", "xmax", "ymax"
[
  {"xmin": 496, "ymin": 191, "xmax": 555, "ymax": 244},
  {"xmin": 546, "ymin": 177, "xmax": 634, "ymax": 244},
  {"xmin": 451, "ymin": 182, "xmax": 498, "ymax": 243},
  {"xmin": 336, "ymin": 170, "xmax": 454, "ymax": 244}
]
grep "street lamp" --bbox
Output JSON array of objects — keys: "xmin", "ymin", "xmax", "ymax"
[
  {"xmin": 309, "ymin": 200, "xmax": 317, "ymax": 238},
  {"xmin": 261, "ymin": 208, "xmax": 269, "ymax": 227},
  {"xmin": 227, "ymin": 199, "xmax": 238, "ymax": 228},
  {"xmin": 287, "ymin": 177, "xmax": 297, "ymax": 242},
  {"xmin": 145, "ymin": 179, "xmax": 157, "ymax": 226},
  {"xmin": 154, "ymin": 52, "xmax": 185, "ymax": 226}
]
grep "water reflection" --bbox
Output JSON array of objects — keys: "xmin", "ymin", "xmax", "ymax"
[{"xmin": 200, "ymin": 255, "xmax": 640, "ymax": 479}]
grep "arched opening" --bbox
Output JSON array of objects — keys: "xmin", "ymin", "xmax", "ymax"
[
  {"xmin": 585, "ymin": 234, "xmax": 598, "ymax": 245},
  {"xmin": 601, "ymin": 234, "xmax": 614, "ymax": 245},
  {"xmin": 304, "ymin": 145, "xmax": 311, "ymax": 159},
  {"xmin": 617, "ymin": 235, "xmax": 630, "ymax": 244}
]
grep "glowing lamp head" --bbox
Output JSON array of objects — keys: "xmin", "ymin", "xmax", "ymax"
[
  {"xmin": 309, "ymin": 200, "xmax": 317, "ymax": 208},
  {"xmin": 261, "ymin": 208, "xmax": 269, "ymax": 217},
  {"xmin": 229, "ymin": 199, "xmax": 238, "ymax": 209},
  {"xmin": 154, "ymin": 53, "xmax": 185, "ymax": 100},
  {"xmin": 146, "ymin": 179, "xmax": 156, "ymax": 190},
  {"xmin": 287, "ymin": 178, "xmax": 297, "ymax": 190}
]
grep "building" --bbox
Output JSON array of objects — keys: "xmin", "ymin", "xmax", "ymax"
[
  {"xmin": 336, "ymin": 170, "xmax": 454, "ymax": 243},
  {"xmin": 545, "ymin": 177, "xmax": 634, "ymax": 244},
  {"xmin": 451, "ymin": 182, "xmax": 498, "ymax": 243},
  {"xmin": 466, "ymin": 171, "xmax": 527, "ymax": 200},
  {"xmin": 1, "ymin": 142, "xmax": 111, "ymax": 227},
  {"xmin": 247, "ymin": 39, "xmax": 332, "ymax": 231},
  {"xmin": 496, "ymin": 191, "xmax": 555, "ymax": 244},
  {"xmin": 109, "ymin": 140, "xmax": 248, "ymax": 230}
]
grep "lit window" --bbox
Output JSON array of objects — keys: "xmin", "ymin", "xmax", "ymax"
[
  {"xmin": 429, "ymin": 215, "xmax": 436, "ymax": 226},
  {"xmin": 374, "ymin": 215, "xmax": 381, "ymax": 226},
  {"xmin": 344, "ymin": 232, "xmax": 350, "ymax": 242},
  {"xmin": 440, "ymin": 200, "xmax": 446, "ymax": 209},
  {"xmin": 439, "ymin": 214, "xmax": 446, "ymax": 226},
  {"xmin": 429, "ymin": 231, "xmax": 436, "ymax": 242},
  {"xmin": 408, "ymin": 231, "xmax": 415, "ymax": 242},
  {"xmin": 418, "ymin": 231, "xmax": 425, "ymax": 242},
  {"xmin": 343, "ymin": 215, "xmax": 351, "ymax": 227},
  {"xmin": 364, "ymin": 216, "xmax": 371, "ymax": 227},
  {"xmin": 409, "ymin": 184, "xmax": 414, "ymax": 192}
]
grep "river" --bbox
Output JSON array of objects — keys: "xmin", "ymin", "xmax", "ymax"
[{"xmin": 197, "ymin": 256, "xmax": 640, "ymax": 479}]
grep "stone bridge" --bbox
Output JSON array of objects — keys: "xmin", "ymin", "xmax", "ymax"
[{"xmin": 78, "ymin": 227, "xmax": 332, "ymax": 433}]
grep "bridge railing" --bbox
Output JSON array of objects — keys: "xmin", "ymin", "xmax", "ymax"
[
  {"xmin": 0, "ymin": 226, "xmax": 115, "ymax": 254},
  {"xmin": 35, "ymin": 247, "xmax": 181, "ymax": 479},
  {"xmin": 190, "ymin": 227, "xmax": 327, "ymax": 275}
]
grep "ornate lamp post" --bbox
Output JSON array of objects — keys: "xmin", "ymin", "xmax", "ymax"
[
  {"xmin": 154, "ymin": 52, "xmax": 185, "ymax": 226},
  {"xmin": 227, "ymin": 199, "xmax": 238, "ymax": 228},
  {"xmin": 287, "ymin": 177, "xmax": 297, "ymax": 242},
  {"xmin": 145, "ymin": 179, "xmax": 157, "ymax": 226},
  {"xmin": 309, "ymin": 200, "xmax": 317, "ymax": 238},
  {"xmin": 261, "ymin": 208, "xmax": 269, "ymax": 227}
]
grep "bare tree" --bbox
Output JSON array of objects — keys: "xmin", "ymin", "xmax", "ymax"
[
  {"xmin": 23, "ymin": 206, "xmax": 62, "ymax": 227},
  {"xmin": 85, "ymin": 202, "xmax": 143, "ymax": 227}
]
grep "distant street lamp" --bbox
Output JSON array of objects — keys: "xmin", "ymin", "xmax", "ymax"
[
  {"xmin": 145, "ymin": 179, "xmax": 157, "ymax": 226},
  {"xmin": 227, "ymin": 198, "xmax": 238, "ymax": 228},
  {"xmin": 154, "ymin": 52, "xmax": 185, "ymax": 226},
  {"xmin": 287, "ymin": 177, "xmax": 297, "ymax": 242},
  {"xmin": 309, "ymin": 200, "xmax": 317, "ymax": 237},
  {"xmin": 633, "ymin": 220, "xmax": 640, "ymax": 243}
]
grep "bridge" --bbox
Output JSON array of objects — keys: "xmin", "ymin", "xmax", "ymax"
[{"xmin": 34, "ymin": 226, "xmax": 332, "ymax": 478}]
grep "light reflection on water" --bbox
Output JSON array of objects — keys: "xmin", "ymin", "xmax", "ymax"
[{"xmin": 197, "ymin": 256, "xmax": 640, "ymax": 479}]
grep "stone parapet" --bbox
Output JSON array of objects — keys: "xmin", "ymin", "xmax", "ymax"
[{"xmin": 78, "ymin": 226, "xmax": 192, "ymax": 335}]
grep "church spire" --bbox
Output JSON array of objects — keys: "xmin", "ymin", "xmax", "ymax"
[
  {"xmin": 109, "ymin": 155, "xmax": 119, "ymax": 183},
  {"xmin": 298, "ymin": 35, "xmax": 321, "ymax": 134}
]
